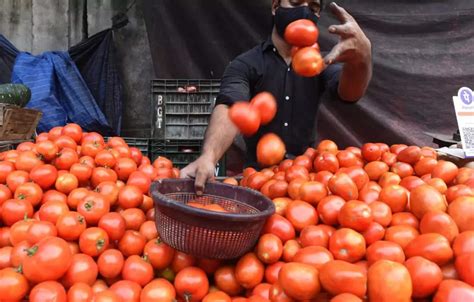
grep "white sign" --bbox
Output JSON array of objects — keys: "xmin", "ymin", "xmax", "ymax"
[{"xmin": 453, "ymin": 87, "xmax": 474, "ymax": 158}]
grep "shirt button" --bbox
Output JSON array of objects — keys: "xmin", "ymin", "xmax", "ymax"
[
  {"xmin": 287, "ymin": 67, "xmax": 290, "ymax": 72},
  {"xmin": 273, "ymin": 48, "xmax": 276, "ymax": 52},
  {"xmin": 284, "ymin": 122, "xmax": 288, "ymax": 127},
  {"xmin": 285, "ymin": 96, "xmax": 290, "ymax": 101}
]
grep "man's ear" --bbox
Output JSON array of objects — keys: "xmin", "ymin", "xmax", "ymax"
[{"xmin": 271, "ymin": 0, "xmax": 279, "ymax": 16}]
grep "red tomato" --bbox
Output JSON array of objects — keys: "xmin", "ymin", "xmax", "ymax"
[
  {"xmin": 433, "ymin": 280, "xmax": 474, "ymax": 302},
  {"xmin": 67, "ymin": 283, "xmax": 93, "ymax": 302},
  {"xmin": 264, "ymin": 262, "xmax": 284, "ymax": 285},
  {"xmin": 6, "ymin": 170, "xmax": 29, "ymax": 193},
  {"xmin": 384, "ymin": 225, "xmax": 419, "ymax": 250},
  {"xmin": 299, "ymin": 225, "xmax": 334, "ymax": 248},
  {"xmin": 23, "ymin": 237, "xmax": 72, "ymax": 283},
  {"xmin": 285, "ymin": 19, "xmax": 318, "ymax": 47},
  {"xmin": 368, "ymin": 201, "xmax": 392, "ymax": 227},
  {"xmin": 405, "ymin": 256, "xmax": 443, "ymax": 298},
  {"xmin": 118, "ymin": 185, "xmax": 143, "ymax": 209},
  {"xmin": 366, "ymin": 240, "xmax": 405, "ymax": 266},
  {"xmin": 26, "ymin": 220, "xmax": 58, "ymax": 244},
  {"xmin": 338, "ymin": 200, "xmax": 372, "ymax": 232},
  {"xmin": 282, "ymin": 239, "xmax": 301, "ymax": 262},
  {"xmin": 79, "ymin": 227, "xmax": 109, "ymax": 257},
  {"xmin": 214, "ymin": 265, "xmax": 243, "ymax": 296},
  {"xmin": 118, "ymin": 230, "xmax": 146, "ymax": 256},
  {"xmin": 250, "ymin": 92, "xmax": 277, "ymax": 125},
  {"xmin": 174, "ymin": 267, "xmax": 209, "ymax": 302},
  {"xmin": 362, "ymin": 222, "xmax": 386, "ymax": 246},
  {"xmin": 235, "ymin": 253, "xmax": 264, "ymax": 289},
  {"xmin": 14, "ymin": 182, "xmax": 43, "ymax": 207},
  {"xmin": 319, "ymin": 260, "xmax": 366, "ymax": 298},
  {"xmin": 1, "ymin": 198, "xmax": 33, "ymax": 226},
  {"xmin": 256, "ymin": 233, "xmax": 283, "ymax": 264},
  {"xmin": 9, "ymin": 219, "xmax": 34, "ymax": 246},
  {"xmin": 314, "ymin": 152, "xmax": 339, "ymax": 174},
  {"xmin": 328, "ymin": 172, "xmax": 358, "ymax": 201},
  {"xmin": 97, "ymin": 249, "xmax": 124, "ymax": 279},
  {"xmin": 0, "ymin": 267, "xmax": 29, "ymax": 300},
  {"xmin": 171, "ymin": 251, "xmax": 196, "ymax": 273},
  {"xmin": 256, "ymin": 133, "xmax": 286, "ymax": 168},
  {"xmin": 317, "ymin": 195, "xmax": 346, "ymax": 226},
  {"xmin": 279, "ymin": 262, "xmax": 320, "ymax": 300},
  {"xmin": 140, "ymin": 278, "xmax": 176, "ymax": 302},
  {"xmin": 420, "ymin": 211, "xmax": 459, "ymax": 243},
  {"xmin": 62, "ymin": 253, "xmax": 98, "ymax": 288},
  {"xmin": 285, "ymin": 200, "xmax": 318, "ymax": 231},
  {"xmin": 410, "ymin": 184, "xmax": 446, "ymax": 219},
  {"xmin": 292, "ymin": 246, "xmax": 333, "ymax": 270},
  {"xmin": 203, "ymin": 291, "xmax": 232, "ymax": 302},
  {"xmin": 455, "ymin": 253, "xmax": 474, "ymax": 286},
  {"xmin": 453, "ymin": 231, "xmax": 474, "ymax": 257},
  {"xmin": 329, "ymin": 228, "xmax": 366, "ymax": 263},
  {"xmin": 228, "ymin": 102, "xmax": 261, "ymax": 137},
  {"xmin": 367, "ymin": 260, "xmax": 412, "ymax": 302},
  {"xmin": 56, "ymin": 211, "xmax": 87, "ymax": 241},
  {"xmin": 77, "ymin": 192, "xmax": 110, "ymax": 225},
  {"xmin": 292, "ymin": 46, "xmax": 324, "ymax": 77},
  {"xmin": 404, "ymin": 233, "xmax": 453, "ymax": 266},
  {"xmin": 122, "ymin": 255, "xmax": 154, "ymax": 287},
  {"xmin": 262, "ymin": 214, "xmax": 296, "ymax": 243},
  {"xmin": 30, "ymin": 281, "xmax": 67, "ymax": 302},
  {"xmin": 109, "ymin": 280, "xmax": 142, "ymax": 302}
]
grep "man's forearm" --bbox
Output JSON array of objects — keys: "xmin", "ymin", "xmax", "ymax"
[
  {"xmin": 338, "ymin": 53, "xmax": 373, "ymax": 102},
  {"xmin": 201, "ymin": 104, "xmax": 239, "ymax": 164}
]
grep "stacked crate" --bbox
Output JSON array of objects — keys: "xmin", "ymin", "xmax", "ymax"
[{"xmin": 150, "ymin": 79, "xmax": 226, "ymax": 176}]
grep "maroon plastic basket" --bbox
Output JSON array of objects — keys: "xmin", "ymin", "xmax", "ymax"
[{"xmin": 150, "ymin": 179, "xmax": 275, "ymax": 259}]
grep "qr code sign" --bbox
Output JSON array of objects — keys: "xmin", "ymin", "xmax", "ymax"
[{"xmin": 461, "ymin": 127, "xmax": 474, "ymax": 149}]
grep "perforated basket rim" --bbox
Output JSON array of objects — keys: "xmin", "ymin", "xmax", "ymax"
[{"xmin": 150, "ymin": 179, "xmax": 275, "ymax": 222}]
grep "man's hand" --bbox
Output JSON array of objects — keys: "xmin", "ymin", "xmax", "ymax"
[
  {"xmin": 324, "ymin": 2, "xmax": 371, "ymax": 66},
  {"xmin": 180, "ymin": 154, "xmax": 215, "ymax": 195}
]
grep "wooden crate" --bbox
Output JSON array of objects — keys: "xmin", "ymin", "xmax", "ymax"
[{"xmin": 0, "ymin": 104, "xmax": 42, "ymax": 140}]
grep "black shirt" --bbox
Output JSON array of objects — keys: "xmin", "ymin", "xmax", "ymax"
[{"xmin": 215, "ymin": 37, "xmax": 342, "ymax": 167}]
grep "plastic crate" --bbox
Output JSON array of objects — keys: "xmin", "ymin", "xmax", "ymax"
[
  {"xmin": 105, "ymin": 137, "xmax": 150, "ymax": 156},
  {"xmin": 151, "ymin": 79, "xmax": 220, "ymax": 140},
  {"xmin": 150, "ymin": 139, "xmax": 226, "ymax": 177}
]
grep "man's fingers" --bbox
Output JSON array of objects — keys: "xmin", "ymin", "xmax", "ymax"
[
  {"xmin": 324, "ymin": 42, "xmax": 345, "ymax": 65},
  {"xmin": 194, "ymin": 169, "xmax": 208, "ymax": 196},
  {"xmin": 328, "ymin": 24, "xmax": 354, "ymax": 37},
  {"xmin": 329, "ymin": 2, "xmax": 353, "ymax": 23},
  {"xmin": 179, "ymin": 167, "xmax": 193, "ymax": 179}
]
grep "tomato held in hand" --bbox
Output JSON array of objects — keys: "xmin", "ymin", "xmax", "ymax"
[
  {"xmin": 257, "ymin": 133, "xmax": 286, "ymax": 168},
  {"xmin": 250, "ymin": 92, "xmax": 277, "ymax": 125},
  {"xmin": 292, "ymin": 47, "xmax": 324, "ymax": 77},
  {"xmin": 284, "ymin": 19, "xmax": 319, "ymax": 47},
  {"xmin": 228, "ymin": 102, "xmax": 261, "ymax": 137}
]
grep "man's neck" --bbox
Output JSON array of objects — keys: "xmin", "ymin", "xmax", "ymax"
[{"xmin": 271, "ymin": 27, "xmax": 293, "ymax": 64}]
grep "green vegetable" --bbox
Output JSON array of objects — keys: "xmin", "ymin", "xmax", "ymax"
[{"xmin": 0, "ymin": 84, "xmax": 31, "ymax": 107}]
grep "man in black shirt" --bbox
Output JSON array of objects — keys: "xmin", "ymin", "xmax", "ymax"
[{"xmin": 182, "ymin": 0, "xmax": 372, "ymax": 194}]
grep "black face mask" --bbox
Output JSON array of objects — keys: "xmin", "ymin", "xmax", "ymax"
[{"xmin": 274, "ymin": 6, "xmax": 319, "ymax": 38}]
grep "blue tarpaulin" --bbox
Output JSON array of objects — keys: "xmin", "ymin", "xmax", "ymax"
[{"xmin": 11, "ymin": 51, "xmax": 114, "ymax": 135}]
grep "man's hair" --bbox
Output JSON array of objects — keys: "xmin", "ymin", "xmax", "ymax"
[{"xmin": 276, "ymin": 0, "xmax": 324, "ymax": 10}]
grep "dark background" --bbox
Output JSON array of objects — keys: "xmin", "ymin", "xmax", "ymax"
[{"xmin": 142, "ymin": 0, "xmax": 474, "ymax": 148}]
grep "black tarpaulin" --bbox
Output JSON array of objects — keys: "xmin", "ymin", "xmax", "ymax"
[
  {"xmin": 0, "ymin": 35, "xmax": 19, "ymax": 84},
  {"xmin": 69, "ymin": 29, "xmax": 123, "ymax": 135},
  {"xmin": 142, "ymin": 0, "xmax": 474, "ymax": 148}
]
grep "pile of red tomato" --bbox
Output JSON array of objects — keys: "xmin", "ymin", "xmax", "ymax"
[{"xmin": 0, "ymin": 123, "xmax": 473, "ymax": 302}]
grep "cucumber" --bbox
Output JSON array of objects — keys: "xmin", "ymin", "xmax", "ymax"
[{"xmin": 0, "ymin": 84, "xmax": 31, "ymax": 107}]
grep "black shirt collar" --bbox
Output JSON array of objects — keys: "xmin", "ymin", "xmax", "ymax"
[{"xmin": 262, "ymin": 36, "xmax": 276, "ymax": 52}]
